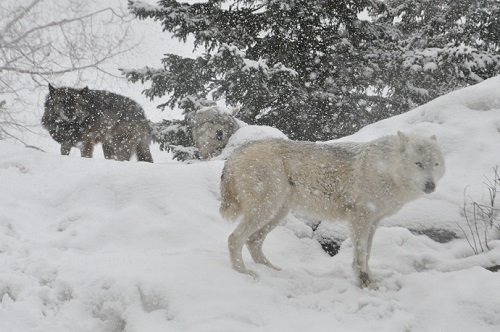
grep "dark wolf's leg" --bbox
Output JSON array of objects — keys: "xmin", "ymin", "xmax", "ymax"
[
  {"xmin": 135, "ymin": 123, "xmax": 153, "ymax": 162},
  {"xmin": 246, "ymin": 206, "xmax": 289, "ymax": 270},
  {"xmin": 114, "ymin": 142, "xmax": 133, "ymax": 161},
  {"xmin": 60, "ymin": 142, "xmax": 72, "ymax": 155},
  {"xmin": 102, "ymin": 143, "xmax": 116, "ymax": 160},
  {"xmin": 109, "ymin": 132, "xmax": 132, "ymax": 161},
  {"xmin": 136, "ymin": 139, "xmax": 153, "ymax": 163},
  {"xmin": 80, "ymin": 140, "xmax": 94, "ymax": 158}
]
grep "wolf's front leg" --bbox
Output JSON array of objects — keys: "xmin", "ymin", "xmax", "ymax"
[
  {"xmin": 60, "ymin": 142, "xmax": 72, "ymax": 155},
  {"xmin": 102, "ymin": 142, "xmax": 116, "ymax": 160},
  {"xmin": 351, "ymin": 220, "xmax": 377, "ymax": 288}
]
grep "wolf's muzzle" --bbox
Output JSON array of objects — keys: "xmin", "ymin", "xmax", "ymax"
[{"xmin": 424, "ymin": 181, "xmax": 435, "ymax": 193}]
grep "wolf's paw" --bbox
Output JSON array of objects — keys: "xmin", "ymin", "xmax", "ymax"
[
  {"xmin": 242, "ymin": 268, "xmax": 259, "ymax": 279},
  {"xmin": 362, "ymin": 280, "xmax": 379, "ymax": 290},
  {"xmin": 233, "ymin": 266, "xmax": 259, "ymax": 279},
  {"xmin": 358, "ymin": 272, "xmax": 378, "ymax": 289},
  {"xmin": 263, "ymin": 262, "xmax": 281, "ymax": 271}
]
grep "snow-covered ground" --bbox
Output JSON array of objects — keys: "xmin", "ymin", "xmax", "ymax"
[{"xmin": 1, "ymin": 73, "xmax": 500, "ymax": 331}]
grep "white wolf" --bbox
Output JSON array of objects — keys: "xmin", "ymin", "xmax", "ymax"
[
  {"xmin": 220, "ymin": 132, "xmax": 445, "ymax": 287},
  {"xmin": 191, "ymin": 108, "xmax": 239, "ymax": 159}
]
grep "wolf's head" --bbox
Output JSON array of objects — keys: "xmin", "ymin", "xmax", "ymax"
[
  {"xmin": 44, "ymin": 84, "xmax": 90, "ymax": 124},
  {"xmin": 191, "ymin": 109, "xmax": 239, "ymax": 159},
  {"xmin": 397, "ymin": 131, "xmax": 445, "ymax": 194}
]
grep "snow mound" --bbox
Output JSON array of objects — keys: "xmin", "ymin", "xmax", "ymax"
[
  {"xmin": 216, "ymin": 124, "xmax": 288, "ymax": 159},
  {"xmin": 421, "ymin": 76, "xmax": 500, "ymax": 112},
  {"xmin": 336, "ymin": 76, "xmax": 500, "ymax": 234}
]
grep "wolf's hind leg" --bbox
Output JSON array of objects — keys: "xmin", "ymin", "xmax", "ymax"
[
  {"xmin": 113, "ymin": 138, "xmax": 134, "ymax": 161},
  {"xmin": 228, "ymin": 215, "xmax": 262, "ymax": 278},
  {"xmin": 136, "ymin": 139, "xmax": 153, "ymax": 163},
  {"xmin": 117, "ymin": 148, "xmax": 133, "ymax": 161},
  {"xmin": 246, "ymin": 206, "xmax": 289, "ymax": 271},
  {"xmin": 80, "ymin": 140, "xmax": 94, "ymax": 158},
  {"xmin": 102, "ymin": 143, "xmax": 116, "ymax": 160}
]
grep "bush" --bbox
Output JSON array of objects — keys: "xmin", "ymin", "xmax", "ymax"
[{"xmin": 459, "ymin": 166, "xmax": 500, "ymax": 254}]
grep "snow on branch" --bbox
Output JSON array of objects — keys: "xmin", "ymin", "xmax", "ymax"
[{"xmin": 0, "ymin": 0, "xmax": 134, "ymax": 88}]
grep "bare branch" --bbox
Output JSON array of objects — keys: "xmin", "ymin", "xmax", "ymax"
[
  {"xmin": 459, "ymin": 167, "xmax": 500, "ymax": 254},
  {"xmin": 0, "ymin": 0, "xmax": 138, "ymax": 145},
  {"xmin": 4, "ymin": 7, "xmax": 123, "ymax": 47},
  {"xmin": 0, "ymin": 0, "xmax": 43, "ymax": 36}
]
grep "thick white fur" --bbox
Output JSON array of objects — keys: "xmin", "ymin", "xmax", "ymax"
[{"xmin": 220, "ymin": 132, "xmax": 445, "ymax": 287}]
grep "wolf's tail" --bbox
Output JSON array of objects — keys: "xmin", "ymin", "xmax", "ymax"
[{"xmin": 219, "ymin": 165, "xmax": 241, "ymax": 221}]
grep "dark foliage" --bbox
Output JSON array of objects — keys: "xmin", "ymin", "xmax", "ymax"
[
  {"xmin": 150, "ymin": 119, "xmax": 200, "ymax": 160},
  {"xmin": 124, "ymin": 0, "xmax": 500, "ymax": 141}
]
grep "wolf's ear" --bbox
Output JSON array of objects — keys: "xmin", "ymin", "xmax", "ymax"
[
  {"xmin": 80, "ymin": 86, "xmax": 89, "ymax": 95},
  {"xmin": 397, "ymin": 131, "xmax": 410, "ymax": 152},
  {"xmin": 430, "ymin": 135, "xmax": 437, "ymax": 141},
  {"xmin": 48, "ymin": 83, "xmax": 55, "ymax": 94}
]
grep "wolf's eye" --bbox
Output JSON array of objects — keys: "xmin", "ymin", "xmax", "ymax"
[
  {"xmin": 435, "ymin": 162, "xmax": 439, "ymax": 167},
  {"xmin": 216, "ymin": 130, "xmax": 224, "ymax": 141},
  {"xmin": 415, "ymin": 162, "xmax": 424, "ymax": 169}
]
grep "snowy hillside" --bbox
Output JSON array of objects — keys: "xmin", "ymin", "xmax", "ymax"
[
  {"xmin": 337, "ymin": 76, "xmax": 500, "ymax": 234},
  {"xmin": 1, "ymin": 77, "xmax": 500, "ymax": 331}
]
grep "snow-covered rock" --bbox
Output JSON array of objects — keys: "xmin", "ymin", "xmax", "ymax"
[{"xmin": 216, "ymin": 124, "xmax": 288, "ymax": 159}]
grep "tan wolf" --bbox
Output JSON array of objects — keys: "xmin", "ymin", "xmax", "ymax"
[
  {"xmin": 220, "ymin": 132, "xmax": 445, "ymax": 287},
  {"xmin": 42, "ymin": 84, "xmax": 153, "ymax": 162}
]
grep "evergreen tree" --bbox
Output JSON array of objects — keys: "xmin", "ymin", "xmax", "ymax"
[
  {"xmin": 124, "ymin": 0, "xmax": 500, "ymax": 143},
  {"xmin": 372, "ymin": 0, "xmax": 500, "ymax": 114}
]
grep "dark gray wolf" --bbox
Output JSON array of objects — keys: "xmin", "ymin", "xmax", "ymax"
[
  {"xmin": 42, "ymin": 84, "xmax": 153, "ymax": 162},
  {"xmin": 220, "ymin": 132, "xmax": 445, "ymax": 287},
  {"xmin": 191, "ymin": 108, "xmax": 239, "ymax": 159}
]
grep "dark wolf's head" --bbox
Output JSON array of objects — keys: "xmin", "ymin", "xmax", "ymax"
[
  {"xmin": 42, "ymin": 84, "xmax": 90, "ymax": 144},
  {"xmin": 43, "ymin": 84, "xmax": 90, "ymax": 123}
]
